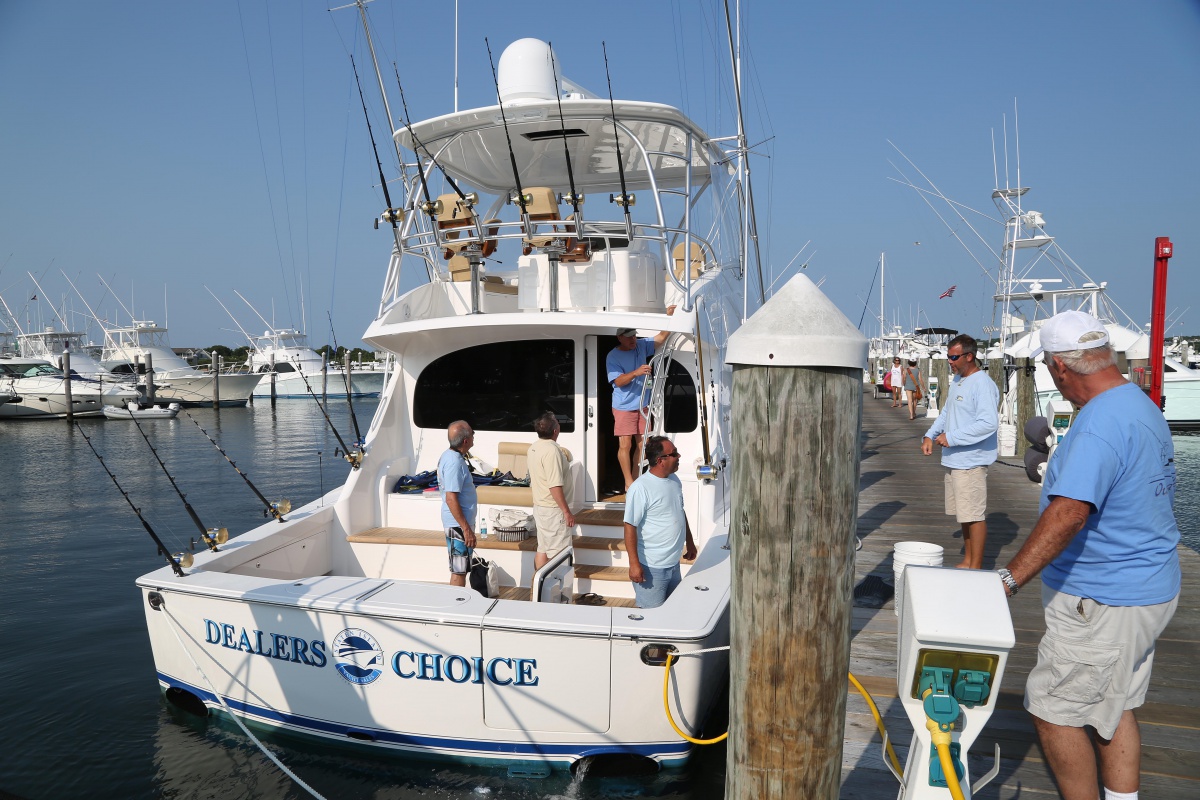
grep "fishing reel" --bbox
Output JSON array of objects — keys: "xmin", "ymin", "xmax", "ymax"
[
  {"xmin": 335, "ymin": 446, "xmax": 363, "ymax": 470},
  {"xmin": 172, "ymin": 552, "xmax": 194, "ymax": 570},
  {"xmin": 559, "ymin": 191, "xmax": 585, "ymax": 207},
  {"xmin": 374, "ymin": 207, "xmax": 404, "ymax": 229},
  {"xmin": 199, "ymin": 526, "xmax": 229, "ymax": 552},
  {"xmin": 266, "ymin": 498, "xmax": 292, "ymax": 522},
  {"xmin": 507, "ymin": 191, "xmax": 533, "ymax": 210},
  {"xmin": 610, "ymin": 192, "xmax": 636, "ymax": 208}
]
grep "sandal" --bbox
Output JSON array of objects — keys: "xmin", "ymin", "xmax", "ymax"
[{"xmin": 576, "ymin": 592, "xmax": 607, "ymax": 606}]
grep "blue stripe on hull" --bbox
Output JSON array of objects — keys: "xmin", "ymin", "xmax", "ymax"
[{"xmin": 158, "ymin": 672, "xmax": 691, "ymax": 767}]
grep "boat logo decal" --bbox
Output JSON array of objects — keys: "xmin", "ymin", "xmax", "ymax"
[{"xmin": 332, "ymin": 628, "xmax": 385, "ymax": 685}]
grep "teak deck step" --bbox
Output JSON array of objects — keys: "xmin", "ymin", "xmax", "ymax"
[{"xmin": 573, "ymin": 508, "xmax": 625, "ymax": 527}]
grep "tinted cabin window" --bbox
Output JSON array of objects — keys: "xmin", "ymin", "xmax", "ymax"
[
  {"xmin": 662, "ymin": 359, "xmax": 698, "ymax": 433},
  {"xmin": 414, "ymin": 340, "xmax": 575, "ymax": 432}
]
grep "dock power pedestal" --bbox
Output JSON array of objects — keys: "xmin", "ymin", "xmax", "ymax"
[{"xmin": 895, "ymin": 566, "xmax": 1016, "ymax": 799}]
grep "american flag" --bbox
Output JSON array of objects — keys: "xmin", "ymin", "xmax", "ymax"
[{"xmin": 938, "ymin": 285, "xmax": 956, "ymax": 299}]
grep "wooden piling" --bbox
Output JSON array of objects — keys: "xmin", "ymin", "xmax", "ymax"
[
  {"xmin": 933, "ymin": 357, "xmax": 949, "ymax": 411},
  {"xmin": 725, "ymin": 275, "xmax": 867, "ymax": 799},
  {"xmin": 1016, "ymin": 357, "xmax": 1036, "ymax": 457},
  {"xmin": 62, "ymin": 348, "xmax": 74, "ymax": 422},
  {"xmin": 211, "ymin": 352, "xmax": 220, "ymax": 409},
  {"xmin": 144, "ymin": 352, "xmax": 155, "ymax": 401}
]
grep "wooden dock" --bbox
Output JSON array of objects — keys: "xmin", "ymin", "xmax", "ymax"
[{"xmin": 841, "ymin": 388, "xmax": 1200, "ymax": 798}]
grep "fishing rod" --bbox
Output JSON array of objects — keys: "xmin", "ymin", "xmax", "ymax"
[
  {"xmin": 184, "ymin": 411, "xmax": 291, "ymax": 521},
  {"xmin": 74, "ymin": 422, "xmax": 188, "ymax": 576},
  {"xmin": 126, "ymin": 408, "xmax": 226, "ymax": 552},
  {"xmin": 292, "ymin": 359, "xmax": 362, "ymax": 470},
  {"xmin": 548, "ymin": 43, "xmax": 582, "ymax": 218},
  {"xmin": 351, "ymin": 55, "xmax": 417, "ymax": 275},
  {"xmin": 601, "ymin": 42, "xmax": 635, "ymax": 237},
  {"xmin": 484, "ymin": 38, "xmax": 531, "ymax": 221},
  {"xmin": 325, "ymin": 317, "xmax": 363, "ymax": 447}
]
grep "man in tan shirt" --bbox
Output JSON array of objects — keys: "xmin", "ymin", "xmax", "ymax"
[{"xmin": 529, "ymin": 411, "xmax": 575, "ymax": 570}]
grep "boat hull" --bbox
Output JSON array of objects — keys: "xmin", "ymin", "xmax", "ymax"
[
  {"xmin": 148, "ymin": 373, "xmax": 263, "ymax": 407},
  {"xmin": 140, "ymin": 578, "xmax": 727, "ymax": 768},
  {"xmin": 251, "ymin": 369, "xmax": 385, "ymax": 399}
]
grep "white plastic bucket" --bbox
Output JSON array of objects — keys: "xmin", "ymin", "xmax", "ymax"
[
  {"xmin": 893, "ymin": 541, "xmax": 944, "ymax": 617},
  {"xmin": 998, "ymin": 422, "xmax": 1017, "ymax": 457}
]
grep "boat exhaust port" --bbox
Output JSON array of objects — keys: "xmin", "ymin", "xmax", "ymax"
[
  {"xmin": 165, "ymin": 686, "xmax": 209, "ymax": 718},
  {"xmin": 345, "ymin": 729, "xmax": 376, "ymax": 742},
  {"xmin": 571, "ymin": 753, "xmax": 659, "ymax": 778},
  {"xmin": 147, "ymin": 591, "xmax": 164, "ymax": 611}
]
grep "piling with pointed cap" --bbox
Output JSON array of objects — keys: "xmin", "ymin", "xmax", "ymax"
[{"xmin": 724, "ymin": 274, "xmax": 867, "ymax": 799}]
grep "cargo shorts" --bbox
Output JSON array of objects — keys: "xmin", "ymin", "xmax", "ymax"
[{"xmin": 1025, "ymin": 583, "xmax": 1179, "ymax": 739}]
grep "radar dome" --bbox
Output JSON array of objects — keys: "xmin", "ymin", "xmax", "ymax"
[{"xmin": 497, "ymin": 39, "xmax": 561, "ymax": 105}]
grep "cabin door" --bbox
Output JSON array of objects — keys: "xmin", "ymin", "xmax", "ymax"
[{"xmin": 584, "ymin": 335, "xmax": 624, "ymax": 502}]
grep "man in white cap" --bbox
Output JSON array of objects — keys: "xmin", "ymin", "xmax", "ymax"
[
  {"xmin": 921, "ymin": 333, "xmax": 999, "ymax": 569},
  {"xmin": 997, "ymin": 310, "xmax": 1180, "ymax": 800},
  {"xmin": 606, "ymin": 306, "xmax": 675, "ymax": 490}
]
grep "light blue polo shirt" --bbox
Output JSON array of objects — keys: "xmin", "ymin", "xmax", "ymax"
[
  {"xmin": 623, "ymin": 472, "xmax": 687, "ymax": 568},
  {"xmin": 607, "ymin": 338, "xmax": 656, "ymax": 411},
  {"xmin": 924, "ymin": 370, "xmax": 999, "ymax": 469},
  {"xmin": 1040, "ymin": 383, "xmax": 1181, "ymax": 606},
  {"xmin": 437, "ymin": 448, "xmax": 477, "ymax": 529}
]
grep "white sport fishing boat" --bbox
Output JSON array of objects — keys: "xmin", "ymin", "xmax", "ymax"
[
  {"xmin": 895, "ymin": 131, "xmax": 1200, "ymax": 430},
  {"xmin": 137, "ymin": 23, "xmax": 762, "ymax": 771},
  {"xmin": 246, "ymin": 328, "xmax": 386, "ymax": 399},
  {"xmin": 101, "ymin": 321, "xmax": 263, "ymax": 407}
]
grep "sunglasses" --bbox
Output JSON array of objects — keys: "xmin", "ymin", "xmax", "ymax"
[
  {"xmin": 660, "ymin": 452, "xmax": 681, "ymax": 459},
  {"xmin": 947, "ymin": 353, "xmax": 969, "ymax": 362}
]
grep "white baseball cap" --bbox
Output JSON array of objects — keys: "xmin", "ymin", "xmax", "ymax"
[{"xmin": 1032, "ymin": 310, "xmax": 1110, "ymax": 357}]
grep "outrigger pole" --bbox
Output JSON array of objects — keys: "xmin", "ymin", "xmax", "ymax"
[{"xmin": 74, "ymin": 422, "xmax": 186, "ymax": 577}]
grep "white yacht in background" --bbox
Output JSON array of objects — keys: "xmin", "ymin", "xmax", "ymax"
[
  {"xmin": 137, "ymin": 25, "xmax": 761, "ymax": 771},
  {"xmin": 246, "ymin": 328, "xmax": 385, "ymax": 399},
  {"xmin": 101, "ymin": 321, "xmax": 262, "ymax": 407},
  {"xmin": 0, "ymin": 355, "xmax": 137, "ymax": 419},
  {"xmin": 17, "ymin": 326, "xmax": 124, "ymax": 382}
]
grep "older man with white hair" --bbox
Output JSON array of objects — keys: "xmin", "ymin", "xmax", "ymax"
[{"xmin": 998, "ymin": 310, "xmax": 1180, "ymax": 800}]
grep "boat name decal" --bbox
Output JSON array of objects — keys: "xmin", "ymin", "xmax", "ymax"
[
  {"xmin": 200, "ymin": 621, "xmax": 539, "ymax": 687},
  {"xmin": 203, "ymin": 619, "xmax": 328, "ymax": 668},
  {"xmin": 391, "ymin": 651, "xmax": 539, "ymax": 686}
]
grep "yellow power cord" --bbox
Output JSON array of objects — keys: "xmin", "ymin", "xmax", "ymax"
[
  {"xmin": 663, "ymin": 653, "xmax": 728, "ymax": 744},
  {"xmin": 848, "ymin": 671, "xmax": 904, "ymax": 776},
  {"xmin": 662, "ymin": 654, "xmax": 906, "ymax": 773},
  {"xmin": 923, "ymin": 689, "xmax": 967, "ymax": 800}
]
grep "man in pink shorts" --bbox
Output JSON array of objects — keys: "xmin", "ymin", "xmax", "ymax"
[{"xmin": 606, "ymin": 309, "xmax": 674, "ymax": 490}]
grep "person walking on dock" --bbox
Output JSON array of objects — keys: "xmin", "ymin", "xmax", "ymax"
[
  {"xmin": 623, "ymin": 435, "xmax": 696, "ymax": 608},
  {"xmin": 920, "ymin": 334, "xmax": 999, "ymax": 569},
  {"xmin": 997, "ymin": 310, "xmax": 1180, "ymax": 800}
]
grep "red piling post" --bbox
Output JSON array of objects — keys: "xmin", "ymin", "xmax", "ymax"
[{"xmin": 1148, "ymin": 237, "xmax": 1174, "ymax": 410}]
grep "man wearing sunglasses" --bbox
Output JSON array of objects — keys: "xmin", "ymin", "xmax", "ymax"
[
  {"xmin": 623, "ymin": 435, "xmax": 697, "ymax": 608},
  {"xmin": 996, "ymin": 310, "xmax": 1179, "ymax": 800},
  {"xmin": 921, "ymin": 334, "xmax": 999, "ymax": 569}
]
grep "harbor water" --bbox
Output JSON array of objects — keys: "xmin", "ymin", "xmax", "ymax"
[
  {"xmin": 0, "ymin": 399, "xmax": 725, "ymax": 799},
  {"xmin": 3, "ymin": 400, "xmax": 1197, "ymax": 799}
]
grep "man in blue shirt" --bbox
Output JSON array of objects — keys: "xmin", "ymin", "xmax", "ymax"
[
  {"xmin": 623, "ymin": 435, "xmax": 697, "ymax": 608},
  {"xmin": 921, "ymin": 333, "xmax": 1000, "ymax": 569},
  {"xmin": 606, "ymin": 307, "xmax": 676, "ymax": 490},
  {"xmin": 437, "ymin": 420, "xmax": 477, "ymax": 587},
  {"xmin": 998, "ymin": 311, "xmax": 1180, "ymax": 800}
]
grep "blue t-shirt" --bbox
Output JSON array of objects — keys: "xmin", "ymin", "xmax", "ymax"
[
  {"xmin": 623, "ymin": 472, "xmax": 687, "ymax": 568},
  {"xmin": 1041, "ymin": 382, "xmax": 1181, "ymax": 606},
  {"xmin": 607, "ymin": 338, "xmax": 657, "ymax": 411},
  {"xmin": 437, "ymin": 448, "xmax": 477, "ymax": 530},
  {"xmin": 924, "ymin": 370, "xmax": 999, "ymax": 469}
]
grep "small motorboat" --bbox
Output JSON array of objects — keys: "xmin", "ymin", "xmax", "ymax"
[{"xmin": 102, "ymin": 400, "xmax": 181, "ymax": 420}]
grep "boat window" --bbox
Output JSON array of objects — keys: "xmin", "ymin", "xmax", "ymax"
[
  {"xmin": 414, "ymin": 340, "xmax": 575, "ymax": 432},
  {"xmin": 1164, "ymin": 363, "xmax": 1176, "ymax": 373},
  {"xmin": 275, "ymin": 362, "xmax": 297, "ymax": 374},
  {"xmin": 661, "ymin": 359, "xmax": 698, "ymax": 433}
]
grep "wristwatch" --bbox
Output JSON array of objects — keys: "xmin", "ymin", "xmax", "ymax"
[{"xmin": 996, "ymin": 568, "xmax": 1019, "ymax": 596}]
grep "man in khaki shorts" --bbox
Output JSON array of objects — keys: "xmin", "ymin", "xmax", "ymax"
[
  {"xmin": 921, "ymin": 334, "xmax": 999, "ymax": 569},
  {"xmin": 997, "ymin": 311, "xmax": 1180, "ymax": 800},
  {"xmin": 529, "ymin": 412, "xmax": 575, "ymax": 571}
]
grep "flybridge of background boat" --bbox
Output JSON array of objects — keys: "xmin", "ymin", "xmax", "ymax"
[{"xmin": 373, "ymin": 38, "xmax": 747, "ymax": 318}]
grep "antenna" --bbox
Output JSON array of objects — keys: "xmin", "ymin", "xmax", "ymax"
[{"xmin": 97, "ymin": 274, "xmax": 136, "ymax": 322}]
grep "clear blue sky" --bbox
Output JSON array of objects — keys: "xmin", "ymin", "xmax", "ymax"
[{"xmin": 2, "ymin": 1, "xmax": 1197, "ymax": 349}]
